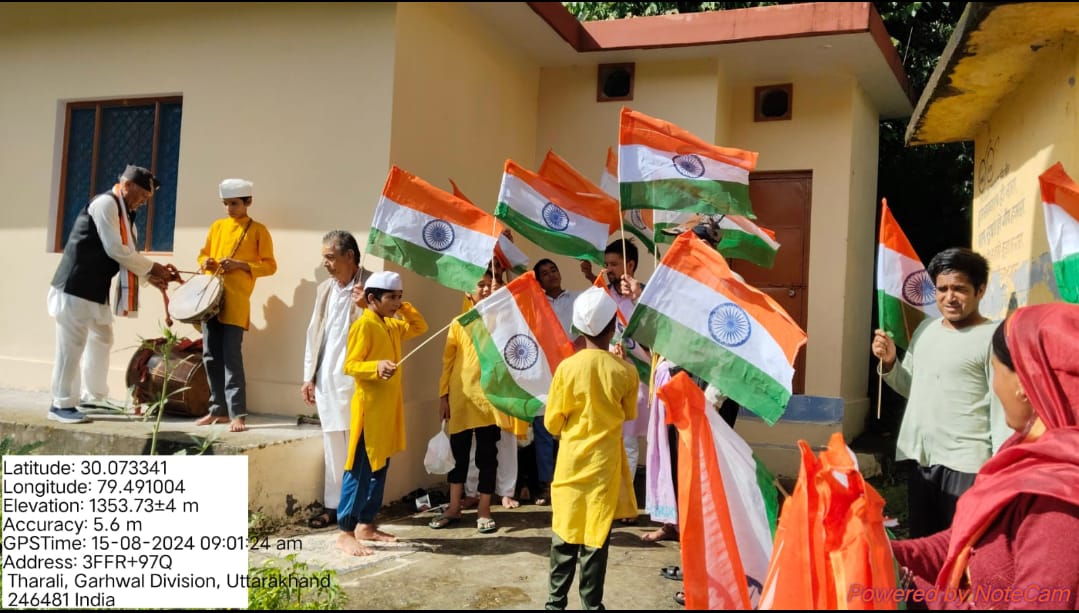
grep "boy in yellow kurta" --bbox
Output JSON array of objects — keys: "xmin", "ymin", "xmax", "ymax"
[
  {"xmin": 194, "ymin": 178, "xmax": 276, "ymax": 433},
  {"xmin": 336, "ymin": 271, "xmax": 427, "ymax": 557},
  {"xmin": 545, "ymin": 287, "xmax": 639, "ymax": 610}
]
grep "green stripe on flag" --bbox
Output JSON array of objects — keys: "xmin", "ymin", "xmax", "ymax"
[
  {"xmin": 718, "ymin": 232, "xmax": 776, "ymax": 269},
  {"xmin": 1054, "ymin": 254, "xmax": 1079, "ymax": 303},
  {"xmin": 753, "ymin": 457, "xmax": 780, "ymax": 538},
  {"xmin": 461, "ymin": 314, "xmax": 546, "ymax": 421},
  {"xmin": 621, "ymin": 179, "xmax": 754, "ymax": 216},
  {"xmin": 626, "ymin": 304, "xmax": 790, "ymax": 424},
  {"xmin": 368, "ymin": 228, "xmax": 488, "ymax": 293},
  {"xmin": 623, "ymin": 223, "xmax": 655, "ymax": 253},
  {"xmin": 495, "ymin": 202, "xmax": 604, "ymax": 265},
  {"xmin": 876, "ymin": 290, "xmax": 927, "ymax": 351}
]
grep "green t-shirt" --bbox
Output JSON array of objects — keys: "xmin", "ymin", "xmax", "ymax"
[{"xmin": 882, "ymin": 317, "xmax": 1012, "ymax": 474}]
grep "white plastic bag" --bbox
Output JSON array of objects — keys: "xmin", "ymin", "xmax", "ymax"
[{"xmin": 424, "ymin": 420, "xmax": 455, "ymax": 475}]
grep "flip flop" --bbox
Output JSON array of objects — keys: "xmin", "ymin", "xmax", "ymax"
[
  {"xmin": 428, "ymin": 514, "xmax": 461, "ymax": 529},
  {"xmin": 660, "ymin": 566, "xmax": 683, "ymax": 581},
  {"xmin": 476, "ymin": 517, "xmax": 497, "ymax": 534},
  {"xmin": 674, "ymin": 591, "xmax": 685, "ymax": 606}
]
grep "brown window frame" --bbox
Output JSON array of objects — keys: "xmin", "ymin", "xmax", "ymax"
[{"xmin": 55, "ymin": 95, "xmax": 182, "ymax": 253}]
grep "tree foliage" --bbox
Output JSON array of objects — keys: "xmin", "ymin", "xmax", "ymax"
[{"xmin": 565, "ymin": 2, "xmax": 972, "ymax": 258}]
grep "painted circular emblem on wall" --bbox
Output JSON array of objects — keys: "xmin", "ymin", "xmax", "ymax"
[
  {"xmin": 672, "ymin": 153, "xmax": 706, "ymax": 179},
  {"xmin": 422, "ymin": 220, "xmax": 455, "ymax": 252},
  {"xmin": 629, "ymin": 209, "xmax": 648, "ymax": 232},
  {"xmin": 541, "ymin": 203, "xmax": 570, "ymax": 231},
  {"xmin": 708, "ymin": 303, "xmax": 752, "ymax": 347},
  {"xmin": 902, "ymin": 270, "xmax": 936, "ymax": 306},
  {"xmin": 503, "ymin": 334, "xmax": 540, "ymax": 371}
]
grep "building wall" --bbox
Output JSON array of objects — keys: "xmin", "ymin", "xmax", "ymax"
[
  {"xmin": 0, "ymin": 3, "xmax": 398, "ymax": 416},
  {"xmin": 730, "ymin": 75, "xmax": 870, "ymax": 423},
  {"xmin": 973, "ymin": 36, "xmax": 1079, "ymax": 316},
  {"xmin": 384, "ymin": 2, "xmax": 541, "ymax": 498},
  {"xmin": 535, "ymin": 58, "xmax": 721, "ymax": 282}
]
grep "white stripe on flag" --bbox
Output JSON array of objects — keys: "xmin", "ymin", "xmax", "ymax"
[
  {"xmin": 601, "ymin": 170, "xmax": 618, "ymax": 198},
  {"xmin": 372, "ymin": 196, "xmax": 496, "ymax": 267},
  {"xmin": 500, "ymin": 174, "xmax": 610, "ymax": 250},
  {"xmin": 706, "ymin": 408, "xmax": 772, "ymax": 598},
  {"xmin": 619, "ymin": 143, "xmax": 750, "ymax": 184},
  {"xmin": 876, "ymin": 244, "xmax": 940, "ymax": 315},
  {"xmin": 476, "ymin": 291, "xmax": 555, "ymax": 403},
  {"xmin": 1045, "ymin": 201, "xmax": 1079, "ymax": 257},
  {"xmin": 639, "ymin": 265, "xmax": 794, "ymax": 387}
]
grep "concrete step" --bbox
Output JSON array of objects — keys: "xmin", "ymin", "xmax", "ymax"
[
  {"xmin": 0, "ymin": 388, "xmax": 323, "ymax": 524},
  {"xmin": 745, "ymin": 441, "xmax": 883, "ymax": 482}
]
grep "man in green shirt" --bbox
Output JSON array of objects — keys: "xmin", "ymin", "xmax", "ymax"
[{"xmin": 871, "ymin": 247, "xmax": 1009, "ymax": 538}]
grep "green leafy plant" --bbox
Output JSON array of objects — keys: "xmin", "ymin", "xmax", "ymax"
[{"xmin": 247, "ymin": 554, "xmax": 347, "ymax": 610}]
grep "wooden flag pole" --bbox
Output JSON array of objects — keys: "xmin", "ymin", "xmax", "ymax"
[
  {"xmin": 398, "ymin": 319, "xmax": 454, "ymax": 366},
  {"xmin": 877, "ymin": 360, "xmax": 883, "ymax": 420}
]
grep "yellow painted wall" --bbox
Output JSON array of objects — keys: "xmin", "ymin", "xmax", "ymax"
[
  {"xmin": 383, "ymin": 3, "xmax": 541, "ymax": 498},
  {"xmin": 973, "ymin": 36, "xmax": 1079, "ymax": 316},
  {"xmin": 731, "ymin": 75, "xmax": 873, "ymax": 428},
  {"xmin": 535, "ymin": 58, "xmax": 720, "ymax": 283},
  {"xmin": 0, "ymin": 3, "xmax": 397, "ymax": 416}
]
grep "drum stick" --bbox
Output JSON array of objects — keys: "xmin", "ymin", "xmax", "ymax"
[{"xmin": 397, "ymin": 319, "xmax": 454, "ymax": 366}]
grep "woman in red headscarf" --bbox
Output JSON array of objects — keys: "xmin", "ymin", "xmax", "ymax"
[{"xmin": 890, "ymin": 302, "xmax": 1079, "ymax": 609}]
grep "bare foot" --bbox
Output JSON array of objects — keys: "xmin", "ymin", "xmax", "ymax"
[
  {"xmin": 460, "ymin": 496, "xmax": 478, "ymax": 510},
  {"xmin": 335, "ymin": 532, "xmax": 372, "ymax": 556},
  {"xmin": 229, "ymin": 417, "xmax": 246, "ymax": 432},
  {"xmin": 501, "ymin": 496, "xmax": 520, "ymax": 509},
  {"xmin": 641, "ymin": 524, "xmax": 679, "ymax": 543},
  {"xmin": 195, "ymin": 415, "xmax": 229, "ymax": 426},
  {"xmin": 355, "ymin": 525, "xmax": 397, "ymax": 542}
]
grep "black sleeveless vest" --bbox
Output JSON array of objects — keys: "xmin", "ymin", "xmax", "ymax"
[{"xmin": 51, "ymin": 192, "xmax": 126, "ymax": 305}]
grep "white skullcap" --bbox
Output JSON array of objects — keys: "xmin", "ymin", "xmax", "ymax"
[
  {"xmin": 364, "ymin": 271, "xmax": 403, "ymax": 291},
  {"xmin": 219, "ymin": 178, "xmax": 253, "ymax": 199},
  {"xmin": 573, "ymin": 286, "xmax": 617, "ymax": 337}
]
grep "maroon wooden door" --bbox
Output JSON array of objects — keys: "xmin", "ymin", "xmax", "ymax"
[{"xmin": 730, "ymin": 171, "xmax": 812, "ymax": 394}]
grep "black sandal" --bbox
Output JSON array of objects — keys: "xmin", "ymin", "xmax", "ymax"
[{"xmin": 307, "ymin": 509, "xmax": 337, "ymax": 529}]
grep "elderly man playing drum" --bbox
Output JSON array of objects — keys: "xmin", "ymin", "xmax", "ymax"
[
  {"xmin": 48, "ymin": 164, "xmax": 173, "ymax": 424},
  {"xmin": 194, "ymin": 178, "xmax": 277, "ymax": 433},
  {"xmin": 301, "ymin": 230, "xmax": 367, "ymax": 529}
]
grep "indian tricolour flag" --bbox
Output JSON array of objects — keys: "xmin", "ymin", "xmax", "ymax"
[
  {"xmin": 625, "ymin": 232, "xmax": 806, "ymax": 424},
  {"xmin": 497, "ymin": 160, "xmax": 615, "ymax": 265},
  {"xmin": 369, "ymin": 167, "xmax": 502, "ymax": 293},
  {"xmin": 876, "ymin": 198, "xmax": 939, "ymax": 350},
  {"xmin": 1038, "ymin": 162, "xmax": 1079, "ymax": 303},
  {"xmin": 537, "ymin": 149, "xmax": 621, "ymax": 231},
  {"xmin": 449, "ymin": 178, "xmax": 530, "ymax": 276},
  {"xmin": 653, "ymin": 210, "xmax": 696, "ymax": 245},
  {"xmin": 602, "ymin": 147, "xmax": 656, "ymax": 253},
  {"xmin": 458, "ymin": 271, "xmax": 575, "ymax": 421},
  {"xmin": 620, "ymin": 107, "xmax": 758, "ymax": 216},
  {"xmin": 718, "ymin": 215, "xmax": 780, "ymax": 269},
  {"xmin": 661, "ymin": 372, "xmax": 778, "ymax": 610}
]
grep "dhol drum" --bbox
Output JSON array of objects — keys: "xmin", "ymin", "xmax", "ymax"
[
  {"xmin": 169, "ymin": 274, "xmax": 224, "ymax": 325},
  {"xmin": 125, "ymin": 338, "xmax": 210, "ymax": 417}
]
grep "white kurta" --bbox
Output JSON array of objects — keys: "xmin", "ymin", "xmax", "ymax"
[{"xmin": 313, "ymin": 279, "xmax": 355, "ymax": 432}]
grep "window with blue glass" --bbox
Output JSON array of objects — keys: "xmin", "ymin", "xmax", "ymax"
[{"xmin": 56, "ymin": 96, "xmax": 182, "ymax": 253}]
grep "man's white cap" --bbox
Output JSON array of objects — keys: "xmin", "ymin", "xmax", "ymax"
[
  {"xmin": 219, "ymin": 178, "xmax": 253, "ymax": 199},
  {"xmin": 364, "ymin": 271, "xmax": 403, "ymax": 291},
  {"xmin": 573, "ymin": 286, "xmax": 617, "ymax": 336}
]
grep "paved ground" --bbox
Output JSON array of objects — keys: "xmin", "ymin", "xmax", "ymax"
[{"xmin": 253, "ymin": 489, "xmax": 688, "ymax": 610}]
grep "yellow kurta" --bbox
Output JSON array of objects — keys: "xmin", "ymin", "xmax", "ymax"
[
  {"xmin": 439, "ymin": 321, "xmax": 528, "ymax": 438},
  {"xmin": 343, "ymin": 302, "xmax": 428, "ymax": 471},
  {"xmin": 545, "ymin": 349, "xmax": 639, "ymax": 547},
  {"xmin": 196, "ymin": 215, "xmax": 276, "ymax": 329}
]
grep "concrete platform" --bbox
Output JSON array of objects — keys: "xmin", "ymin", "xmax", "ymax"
[{"xmin": 0, "ymin": 388, "xmax": 324, "ymax": 523}]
